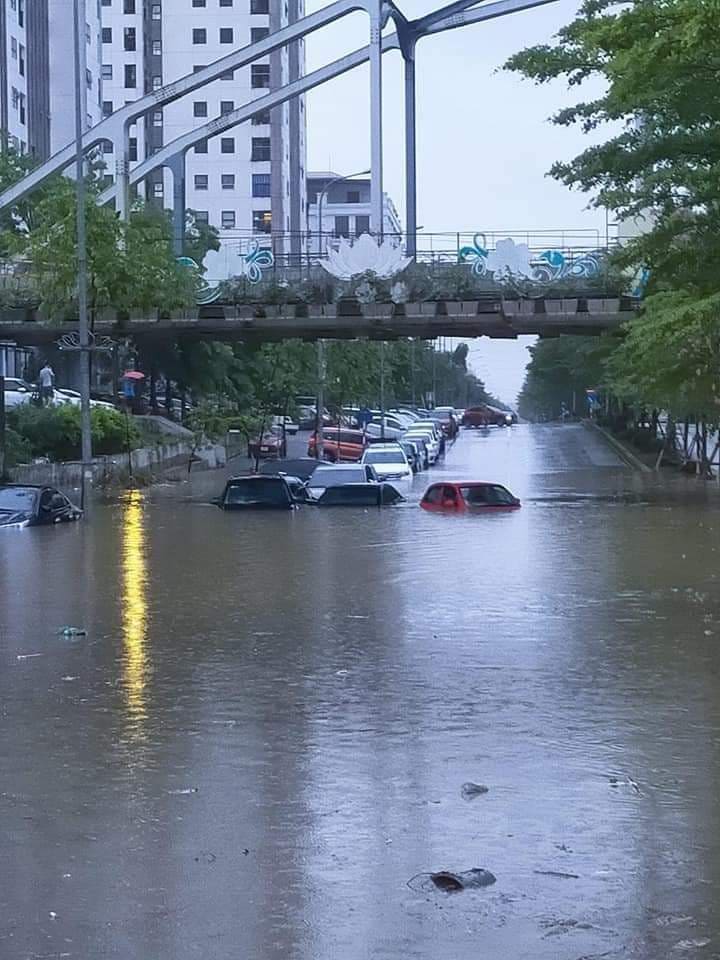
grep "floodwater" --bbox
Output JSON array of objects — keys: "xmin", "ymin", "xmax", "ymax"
[{"xmin": 2, "ymin": 424, "xmax": 720, "ymax": 960}]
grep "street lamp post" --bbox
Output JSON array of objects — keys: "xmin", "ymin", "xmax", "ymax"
[
  {"xmin": 73, "ymin": 0, "xmax": 93, "ymax": 507},
  {"xmin": 316, "ymin": 169, "xmax": 370, "ymax": 258}
]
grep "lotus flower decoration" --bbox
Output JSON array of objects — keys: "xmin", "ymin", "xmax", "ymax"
[
  {"xmin": 320, "ymin": 234, "xmax": 412, "ymax": 280},
  {"xmin": 484, "ymin": 238, "xmax": 536, "ymax": 281}
]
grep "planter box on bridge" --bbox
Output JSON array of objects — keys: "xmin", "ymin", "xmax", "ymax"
[{"xmin": 544, "ymin": 298, "xmax": 579, "ymax": 315}]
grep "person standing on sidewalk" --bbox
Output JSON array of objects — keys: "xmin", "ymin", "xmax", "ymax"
[{"xmin": 38, "ymin": 363, "xmax": 55, "ymax": 406}]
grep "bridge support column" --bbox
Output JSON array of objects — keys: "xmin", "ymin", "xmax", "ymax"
[
  {"xmin": 167, "ymin": 152, "xmax": 186, "ymax": 257},
  {"xmin": 369, "ymin": 0, "xmax": 384, "ymax": 238},
  {"xmin": 403, "ymin": 42, "xmax": 417, "ymax": 258}
]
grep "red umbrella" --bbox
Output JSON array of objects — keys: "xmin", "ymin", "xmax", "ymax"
[{"xmin": 121, "ymin": 370, "xmax": 145, "ymax": 380}]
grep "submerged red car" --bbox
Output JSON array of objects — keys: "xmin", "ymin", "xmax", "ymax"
[{"xmin": 420, "ymin": 482, "xmax": 521, "ymax": 512}]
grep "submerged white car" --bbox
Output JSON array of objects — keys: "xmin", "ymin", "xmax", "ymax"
[{"xmin": 361, "ymin": 444, "xmax": 413, "ymax": 482}]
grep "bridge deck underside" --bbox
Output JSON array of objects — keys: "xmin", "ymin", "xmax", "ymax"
[{"xmin": 0, "ymin": 301, "xmax": 633, "ymax": 344}]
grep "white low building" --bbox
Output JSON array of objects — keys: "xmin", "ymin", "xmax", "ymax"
[{"xmin": 306, "ymin": 171, "xmax": 402, "ymax": 255}]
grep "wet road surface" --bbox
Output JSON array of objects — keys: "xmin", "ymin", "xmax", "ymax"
[{"xmin": 2, "ymin": 424, "xmax": 720, "ymax": 959}]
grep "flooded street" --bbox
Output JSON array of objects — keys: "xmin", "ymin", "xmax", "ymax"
[{"xmin": 2, "ymin": 423, "xmax": 720, "ymax": 959}]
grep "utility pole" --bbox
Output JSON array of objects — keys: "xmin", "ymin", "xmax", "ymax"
[
  {"xmin": 315, "ymin": 339, "xmax": 325, "ymax": 460},
  {"xmin": 380, "ymin": 341, "xmax": 386, "ymax": 440},
  {"xmin": 0, "ymin": 375, "xmax": 6, "ymax": 480},
  {"xmin": 74, "ymin": 0, "xmax": 93, "ymax": 507}
]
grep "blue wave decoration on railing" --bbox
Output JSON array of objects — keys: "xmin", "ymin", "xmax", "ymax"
[{"xmin": 458, "ymin": 234, "xmax": 605, "ymax": 285}]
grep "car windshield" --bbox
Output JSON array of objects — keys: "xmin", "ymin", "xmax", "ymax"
[
  {"xmin": 460, "ymin": 485, "xmax": 515, "ymax": 506},
  {"xmin": 311, "ymin": 468, "xmax": 364, "ymax": 486},
  {"xmin": 225, "ymin": 480, "xmax": 288, "ymax": 504},
  {"xmin": 364, "ymin": 451, "xmax": 404, "ymax": 464},
  {"xmin": 0, "ymin": 487, "xmax": 37, "ymax": 511}
]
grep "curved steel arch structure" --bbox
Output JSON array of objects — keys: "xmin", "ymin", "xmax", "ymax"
[{"xmin": 0, "ymin": 0, "xmax": 558, "ymax": 255}]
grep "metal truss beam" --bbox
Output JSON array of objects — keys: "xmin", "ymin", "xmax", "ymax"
[
  {"xmin": 420, "ymin": 0, "xmax": 560, "ymax": 35},
  {"xmin": 98, "ymin": 33, "xmax": 401, "ymax": 204},
  {"xmin": 0, "ymin": 0, "xmax": 366, "ymax": 212}
]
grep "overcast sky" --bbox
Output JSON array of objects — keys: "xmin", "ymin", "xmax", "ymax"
[{"xmin": 303, "ymin": 0, "xmax": 605, "ymax": 404}]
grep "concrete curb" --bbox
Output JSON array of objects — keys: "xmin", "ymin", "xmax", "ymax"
[{"xmin": 582, "ymin": 420, "xmax": 653, "ymax": 473}]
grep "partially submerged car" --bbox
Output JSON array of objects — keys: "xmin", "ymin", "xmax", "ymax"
[
  {"xmin": 247, "ymin": 430, "xmax": 287, "ymax": 460},
  {"xmin": 311, "ymin": 483, "xmax": 404, "ymax": 507},
  {"xmin": 305, "ymin": 463, "xmax": 378, "ymax": 501},
  {"xmin": 360, "ymin": 443, "xmax": 413, "ymax": 482},
  {"xmin": 218, "ymin": 475, "xmax": 296, "ymax": 510},
  {"xmin": 258, "ymin": 457, "xmax": 322, "ymax": 481},
  {"xmin": 0, "ymin": 485, "xmax": 82, "ymax": 528},
  {"xmin": 420, "ymin": 482, "xmax": 521, "ymax": 512}
]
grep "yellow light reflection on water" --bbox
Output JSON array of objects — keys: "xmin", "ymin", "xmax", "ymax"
[{"xmin": 121, "ymin": 489, "xmax": 149, "ymax": 729}]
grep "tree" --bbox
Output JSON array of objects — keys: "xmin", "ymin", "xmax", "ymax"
[
  {"xmin": 518, "ymin": 336, "xmax": 616, "ymax": 421},
  {"xmin": 184, "ymin": 209, "xmax": 221, "ymax": 267},
  {"xmin": 506, "ymin": 0, "xmax": 720, "ymax": 415}
]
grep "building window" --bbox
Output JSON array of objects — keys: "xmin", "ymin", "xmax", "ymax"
[
  {"xmin": 151, "ymin": 3, "xmax": 161, "ymax": 17},
  {"xmin": 124, "ymin": 64, "xmax": 136, "ymax": 87},
  {"xmin": 152, "ymin": 75, "xmax": 162, "ymax": 90},
  {"xmin": 102, "ymin": 26, "xmax": 112, "ymax": 42},
  {"xmin": 221, "ymin": 173, "xmax": 235, "ymax": 189},
  {"xmin": 252, "ymin": 110, "xmax": 270, "ymax": 125},
  {"xmin": 129, "ymin": 137, "xmax": 138, "ymax": 161},
  {"xmin": 250, "ymin": 0, "xmax": 269, "ymax": 12},
  {"xmin": 102, "ymin": 140, "xmax": 113, "ymax": 154},
  {"xmin": 252, "ymin": 173, "xmax": 271, "ymax": 197},
  {"xmin": 195, "ymin": 211, "xmax": 209, "ymax": 225},
  {"xmin": 251, "ymin": 137, "xmax": 271, "ymax": 161},
  {"xmin": 86, "ymin": 69, "xmax": 93, "ymax": 88},
  {"xmin": 86, "ymin": 21, "xmax": 92, "ymax": 43},
  {"xmin": 124, "ymin": 0, "xmax": 135, "ymax": 12},
  {"xmin": 220, "ymin": 137, "xmax": 235, "ymax": 153},
  {"xmin": 220, "ymin": 100, "xmax": 234, "ymax": 115},
  {"xmin": 102, "ymin": 63, "xmax": 113, "ymax": 79},
  {"xmin": 221, "ymin": 210, "xmax": 236, "ymax": 229},
  {"xmin": 194, "ymin": 174, "xmax": 208, "ymax": 190},
  {"xmin": 101, "ymin": 0, "xmax": 111, "ymax": 5},
  {"xmin": 355, "ymin": 215, "xmax": 370, "ymax": 236},
  {"xmin": 152, "ymin": 40, "xmax": 161, "ymax": 55},
  {"xmin": 220, "ymin": 0, "xmax": 233, "ymax": 6},
  {"xmin": 194, "ymin": 138, "xmax": 208, "ymax": 153},
  {"xmin": 124, "ymin": 26, "xmax": 136, "ymax": 50},
  {"xmin": 192, "ymin": 28, "xmax": 207, "ymax": 44},
  {"xmin": 347, "ymin": 190, "xmax": 360, "ymax": 203},
  {"xmin": 18, "ymin": 45, "xmax": 24, "ymax": 76},
  {"xmin": 192, "ymin": 0, "xmax": 206, "ymax": 4},
  {"xmin": 334, "ymin": 216, "xmax": 350, "ymax": 238},
  {"xmin": 251, "ymin": 64, "xmax": 270, "ymax": 88},
  {"xmin": 102, "ymin": 100, "xmax": 113, "ymax": 117},
  {"xmin": 251, "ymin": 27, "xmax": 269, "ymax": 42},
  {"xmin": 17, "ymin": 0, "xmax": 23, "ymax": 26},
  {"xmin": 193, "ymin": 101, "xmax": 208, "ymax": 117},
  {"xmin": 10, "ymin": 37, "xmax": 17, "ymax": 58},
  {"xmin": 253, "ymin": 210, "xmax": 272, "ymax": 233},
  {"xmin": 219, "ymin": 27, "xmax": 233, "ymax": 43},
  {"xmin": 152, "ymin": 110, "xmax": 163, "ymax": 126},
  {"xmin": 220, "ymin": 70, "xmax": 234, "ymax": 80},
  {"xmin": 193, "ymin": 64, "xmax": 207, "ymax": 73},
  {"xmin": 153, "ymin": 182, "xmax": 163, "ymax": 198}
]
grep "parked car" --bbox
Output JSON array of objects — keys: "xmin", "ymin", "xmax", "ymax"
[
  {"xmin": 0, "ymin": 485, "xmax": 82, "ymax": 528},
  {"xmin": 218, "ymin": 475, "xmax": 296, "ymax": 510},
  {"xmin": 365, "ymin": 416, "xmax": 407, "ymax": 440},
  {"xmin": 248, "ymin": 430, "xmax": 287, "ymax": 460},
  {"xmin": 398, "ymin": 439, "xmax": 423, "ymax": 473},
  {"xmin": 404, "ymin": 428, "xmax": 440, "ymax": 464},
  {"xmin": 462, "ymin": 404, "xmax": 514, "ymax": 428},
  {"xmin": 429, "ymin": 408, "xmax": 459, "ymax": 438},
  {"xmin": 420, "ymin": 482, "xmax": 520, "ymax": 512},
  {"xmin": 361, "ymin": 443, "xmax": 413, "ymax": 482},
  {"xmin": 308, "ymin": 427, "xmax": 368, "ymax": 462},
  {"xmin": 271, "ymin": 415, "xmax": 299, "ymax": 435},
  {"xmin": 311, "ymin": 483, "xmax": 404, "ymax": 507},
  {"xmin": 259, "ymin": 457, "xmax": 323, "ymax": 481},
  {"xmin": 55, "ymin": 388, "xmax": 117, "ymax": 411},
  {"xmin": 306, "ymin": 463, "xmax": 378, "ymax": 500},
  {"xmin": 3, "ymin": 377, "xmax": 35, "ymax": 407}
]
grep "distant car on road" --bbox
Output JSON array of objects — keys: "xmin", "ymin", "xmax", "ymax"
[
  {"xmin": 0, "ymin": 485, "xmax": 82, "ymax": 528},
  {"xmin": 308, "ymin": 427, "xmax": 368, "ymax": 462},
  {"xmin": 271, "ymin": 415, "xmax": 299, "ymax": 435},
  {"xmin": 218, "ymin": 475, "xmax": 296, "ymax": 510},
  {"xmin": 420, "ymin": 482, "xmax": 520, "ymax": 512},
  {"xmin": 462, "ymin": 405, "xmax": 514, "ymax": 428}
]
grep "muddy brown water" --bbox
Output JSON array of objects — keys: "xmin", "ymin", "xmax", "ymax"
[{"xmin": 1, "ymin": 424, "xmax": 720, "ymax": 959}]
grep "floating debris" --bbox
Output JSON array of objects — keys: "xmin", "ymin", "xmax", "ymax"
[
  {"xmin": 461, "ymin": 782, "xmax": 489, "ymax": 800},
  {"xmin": 16, "ymin": 653, "xmax": 43, "ymax": 660},
  {"xmin": 534, "ymin": 869, "xmax": 580, "ymax": 879},
  {"xmin": 59, "ymin": 626, "xmax": 87, "ymax": 637},
  {"xmin": 425, "ymin": 868, "xmax": 497, "ymax": 893}
]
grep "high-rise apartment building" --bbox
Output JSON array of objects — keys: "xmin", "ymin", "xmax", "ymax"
[
  {"xmin": 100, "ymin": 0, "xmax": 307, "ymax": 251},
  {"xmin": 0, "ymin": 0, "xmax": 102, "ymax": 159}
]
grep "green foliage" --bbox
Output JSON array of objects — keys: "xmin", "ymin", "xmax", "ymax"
[
  {"xmin": 184, "ymin": 209, "xmax": 221, "ymax": 267},
  {"xmin": 518, "ymin": 335, "xmax": 616, "ymax": 421},
  {"xmin": 507, "ymin": 0, "xmax": 720, "ymax": 417},
  {"xmin": 7, "ymin": 404, "xmax": 140, "ymax": 462}
]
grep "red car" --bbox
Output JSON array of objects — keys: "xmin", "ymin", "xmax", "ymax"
[
  {"xmin": 248, "ymin": 431, "xmax": 287, "ymax": 460},
  {"xmin": 308, "ymin": 428, "xmax": 368, "ymax": 462},
  {"xmin": 462, "ymin": 405, "xmax": 514, "ymax": 428},
  {"xmin": 420, "ymin": 482, "xmax": 520, "ymax": 512}
]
